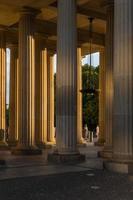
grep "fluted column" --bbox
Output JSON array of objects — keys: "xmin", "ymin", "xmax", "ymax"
[
  {"xmin": 105, "ymin": 0, "xmax": 133, "ymax": 173},
  {"xmin": 0, "ymin": 26, "xmax": 7, "ymax": 148},
  {"xmin": 98, "ymin": 49, "xmax": 106, "ymax": 145},
  {"xmin": 48, "ymin": 0, "xmax": 84, "ymax": 162},
  {"xmin": 47, "ymin": 51, "xmax": 55, "ymax": 144},
  {"xmin": 101, "ymin": 1, "xmax": 114, "ymax": 158},
  {"xmin": 12, "ymin": 7, "xmax": 41, "ymax": 155},
  {"xmin": 35, "ymin": 36, "xmax": 48, "ymax": 148},
  {"xmin": 113, "ymin": 0, "xmax": 133, "ymax": 160},
  {"xmin": 77, "ymin": 48, "xmax": 84, "ymax": 145},
  {"xmin": 8, "ymin": 45, "xmax": 18, "ymax": 146}
]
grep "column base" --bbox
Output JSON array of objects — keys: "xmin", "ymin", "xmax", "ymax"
[
  {"xmin": 36, "ymin": 142, "xmax": 47, "ymax": 149},
  {"xmin": 0, "ymin": 141, "xmax": 9, "ymax": 150},
  {"xmin": 46, "ymin": 142, "xmax": 56, "ymax": 149},
  {"xmin": 77, "ymin": 138, "xmax": 87, "ymax": 147},
  {"xmin": 98, "ymin": 146, "xmax": 113, "ymax": 159},
  {"xmin": 77, "ymin": 142, "xmax": 87, "ymax": 147},
  {"xmin": 0, "ymin": 159, "xmax": 6, "ymax": 166},
  {"xmin": 36, "ymin": 142, "xmax": 56, "ymax": 149},
  {"xmin": 48, "ymin": 152, "xmax": 85, "ymax": 164},
  {"xmin": 11, "ymin": 146, "xmax": 42, "ymax": 155},
  {"xmin": 94, "ymin": 138, "xmax": 105, "ymax": 146},
  {"xmin": 8, "ymin": 140, "xmax": 18, "ymax": 147},
  {"xmin": 104, "ymin": 160, "xmax": 133, "ymax": 174}
]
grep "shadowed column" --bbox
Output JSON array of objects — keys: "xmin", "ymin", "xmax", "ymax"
[
  {"xmin": 0, "ymin": 26, "xmax": 8, "ymax": 149},
  {"xmin": 104, "ymin": 0, "xmax": 133, "ymax": 173},
  {"xmin": 97, "ymin": 49, "xmax": 106, "ymax": 146},
  {"xmin": 48, "ymin": 0, "xmax": 85, "ymax": 162},
  {"xmin": 99, "ymin": 1, "xmax": 114, "ymax": 158}
]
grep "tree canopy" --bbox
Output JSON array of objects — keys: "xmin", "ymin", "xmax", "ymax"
[{"xmin": 82, "ymin": 64, "xmax": 99, "ymax": 131}]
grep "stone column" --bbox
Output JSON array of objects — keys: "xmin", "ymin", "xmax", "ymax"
[
  {"xmin": 105, "ymin": 0, "xmax": 133, "ymax": 173},
  {"xmin": 35, "ymin": 36, "xmax": 48, "ymax": 148},
  {"xmin": 47, "ymin": 51, "xmax": 55, "ymax": 144},
  {"xmin": 97, "ymin": 49, "xmax": 106, "ymax": 145},
  {"xmin": 0, "ymin": 26, "xmax": 7, "ymax": 148},
  {"xmin": 8, "ymin": 45, "xmax": 18, "ymax": 146},
  {"xmin": 12, "ymin": 7, "xmax": 41, "ymax": 155},
  {"xmin": 77, "ymin": 48, "xmax": 85, "ymax": 145},
  {"xmin": 100, "ymin": 1, "xmax": 114, "ymax": 158},
  {"xmin": 48, "ymin": 0, "xmax": 85, "ymax": 162}
]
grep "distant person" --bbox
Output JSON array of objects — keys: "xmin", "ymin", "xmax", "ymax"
[
  {"xmin": 84, "ymin": 124, "xmax": 88, "ymax": 140},
  {"xmin": 96, "ymin": 125, "xmax": 99, "ymax": 139}
]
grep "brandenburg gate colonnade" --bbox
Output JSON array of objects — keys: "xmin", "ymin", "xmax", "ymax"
[{"xmin": 0, "ymin": 0, "xmax": 133, "ymax": 173}]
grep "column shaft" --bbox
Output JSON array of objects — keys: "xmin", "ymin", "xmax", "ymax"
[
  {"xmin": 104, "ymin": 0, "xmax": 133, "ymax": 173},
  {"xmin": 47, "ymin": 52, "xmax": 55, "ymax": 143},
  {"xmin": 35, "ymin": 37, "xmax": 47, "ymax": 147},
  {"xmin": 113, "ymin": 0, "xmax": 133, "ymax": 161},
  {"xmin": 12, "ymin": 7, "xmax": 41, "ymax": 154},
  {"xmin": 0, "ymin": 28, "xmax": 7, "ymax": 147},
  {"xmin": 48, "ymin": 0, "xmax": 85, "ymax": 162},
  {"xmin": 8, "ymin": 45, "xmax": 18, "ymax": 146},
  {"xmin": 101, "ymin": 1, "xmax": 114, "ymax": 157},
  {"xmin": 77, "ymin": 48, "xmax": 84, "ymax": 144},
  {"xmin": 98, "ymin": 49, "xmax": 106, "ymax": 145},
  {"xmin": 56, "ymin": 0, "xmax": 78, "ymax": 154}
]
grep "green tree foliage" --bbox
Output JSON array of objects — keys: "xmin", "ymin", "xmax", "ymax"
[
  {"xmin": 54, "ymin": 64, "xmax": 99, "ymax": 131},
  {"xmin": 6, "ymin": 106, "xmax": 9, "ymax": 128},
  {"xmin": 82, "ymin": 64, "xmax": 99, "ymax": 131}
]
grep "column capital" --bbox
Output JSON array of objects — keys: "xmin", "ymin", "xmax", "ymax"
[
  {"xmin": 0, "ymin": 25, "xmax": 7, "ymax": 31},
  {"xmin": 20, "ymin": 6, "xmax": 40, "ymax": 17},
  {"xmin": 47, "ymin": 49, "xmax": 55, "ymax": 57},
  {"xmin": 8, "ymin": 43, "xmax": 18, "ymax": 49},
  {"xmin": 35, "ymin": 33, "xmax": 47, "ymax": 49},
  {"xmin": 101, "ymin": 0, "xmax": 114, "ymax": 7}
]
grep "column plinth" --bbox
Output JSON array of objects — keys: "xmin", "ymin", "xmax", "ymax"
[
  {"xmin": 12, "ymin": 7, "xmax": 41, "ymax": 155},
  {"xmin": 0, "ymin": 26, "xmax": 8, "ymax": 149},
  {"xmin": 48, "ymin": 0, "xmax": 85, "ymax": 163},
  {"xmin": 104, "ymin": 0, "xmax": 133, "ymax": 173}
]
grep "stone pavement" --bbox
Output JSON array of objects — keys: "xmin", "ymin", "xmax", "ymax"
[
  {"xmin": 0, "ymin": 145, "xmax": 132, "ymax": 200},
  {"xmin": 0, "ymin": 170, "xmax": 132, "ymax": 200},
  {"xmin": 0, "ymin": 145, "xmax": 103, "ymax": 180}
]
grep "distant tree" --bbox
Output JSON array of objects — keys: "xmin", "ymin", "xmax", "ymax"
[
  {"xmin": 54, "ymin": 73, "xmax": 56, "ymax": 126},
  {"xmin": 54, "ymin": 64, "xmax": 99, "ymax": 131},
  {"xmin": 6, "ymin": 107, "xmax": 9, "ymax": 128},
  {"xmin": 82, "ymin": 64, "xmax": 99, "ymax": 131}
]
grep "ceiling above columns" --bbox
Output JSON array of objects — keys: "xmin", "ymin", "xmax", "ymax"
[{"xmin": 0, "ymin": 0, "xmax": 107, "ymax": 54}]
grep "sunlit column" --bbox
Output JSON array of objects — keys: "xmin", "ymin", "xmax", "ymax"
[
  {"xmin": 48, "ymin": 0, "xmax": 85, "ymax": 162},
  {"xmin": 77, "ymin": 48, "xmax": 84, "ymax": 145},
  {"xmin": 8, "ymin": 44, "xmax": 18, "ymax": 146},
  {"xmin": 98, "ymin": 49, "xmax": 106, "ymax": 145},
  {"xmin": 47, "ymin": 51, "xmax": 55, "ymax": 144},
  {"xmin": 35, "ymin": 36, "xmax": 48, "ymax": 148},
  {"xmin": 0, "ymin": 26, "xmax": 7, "ymax": 148},
  {"xmin": 12, "ymin": 7, "xmax": 41, "ymax": 155}
]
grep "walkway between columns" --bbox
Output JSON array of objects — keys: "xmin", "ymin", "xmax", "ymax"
[{"xmin": 0, "ymin": 146, "xmax": 103, "ymax": 180}]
